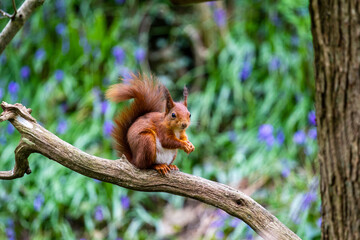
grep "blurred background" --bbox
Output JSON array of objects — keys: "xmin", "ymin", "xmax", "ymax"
[{"xmin": 0, "ymin": 0, "xmax": 319, "ymax": 239}]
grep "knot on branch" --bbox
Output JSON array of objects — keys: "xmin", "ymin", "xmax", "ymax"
[
  {"xmin": 235, "ymin": 198, "xmax": 247, "ymax": 207},
  {"xmin": 0, "ymin": 102, "xmax": 36, "ymax": 123}
]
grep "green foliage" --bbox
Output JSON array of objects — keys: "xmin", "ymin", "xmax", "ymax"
[{"xmin": 0, "ymin": 0, "xmax": 319, "ymax": 239}]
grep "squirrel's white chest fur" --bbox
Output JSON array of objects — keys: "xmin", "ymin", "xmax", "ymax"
[{"xmin": 155, "ymin": 131, "xmax": 180, "ymax": 165}]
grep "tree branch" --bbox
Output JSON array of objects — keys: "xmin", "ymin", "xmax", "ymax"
[
  {"xmin": 0, "ymin": 10, "xmax": 13, "ymax": 19},
  {"xmin": 0, "ymin": 0, "xmax": 45, "ymax": 54},
  {"xmin": 0, "ymin": 102, "xmax": 300, "ymax": 240}
]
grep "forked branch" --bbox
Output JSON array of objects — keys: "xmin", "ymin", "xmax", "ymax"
[
  {"xmin": 0, "ymin": 0, "xmax": 17, "ymax": 19},
  {"xmin": 0, "ymin": 0, "xmax": 45, "ymax": 54},
  {"xmin": 0, "ymin": 102, "xmax": 300, "ymax": 240}
]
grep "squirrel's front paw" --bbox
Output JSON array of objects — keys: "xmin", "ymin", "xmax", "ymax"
[{"xmin": 182, "ymin": 141, "xmax": 195, "ymax": 154}]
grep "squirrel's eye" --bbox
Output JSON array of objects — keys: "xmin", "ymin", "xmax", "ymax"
[
  {"xmin": 171, "ymin": 113, "xmax": 176, "ymax": 118},
  {"xmin": 189, "ymin": 113, "xmax": 191, "ymax": 118}
]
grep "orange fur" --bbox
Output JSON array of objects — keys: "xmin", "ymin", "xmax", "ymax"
[{"xmin": 106, "ymin": 73, "xmax": 195, "ymax": 175}]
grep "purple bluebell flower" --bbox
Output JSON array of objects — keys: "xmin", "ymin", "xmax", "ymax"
[
  {"xmin": 239, "ymin": 61, "xmax": 252, "ymax": 82},
  {"xmin": 269, "ymin": 57, "xmax": 281, "ymax": 71},
  {"xmin": 270, "ymin": 12, "xmax": 281, "ymax": 27},
  {"xmin": 93, "ymin": 178, "xmax": 101, "ymax": 183},
  {"xmin": 211, "ymin": 210, "xmax": 227, "ymax": 228},
  {"xmin": 57, "ymin": 119, "xmax": 67, "ymax": 134},
  {"xmin": 0, "ymin": 87, "xmax": 3, "ymax": 100},
  {"xmin": 281, "ymin": 165, "xmax": 290, "ymax": 178},
  {"xmin": 258, "ymin": 124, "xmax": 275, "ymax": 147},
  {"xmin": 317, "ymin": 217, "xmax": 322, "ymax": 227},
  {"xmin": 276, "ymin": 130, "xmax": 285, "ymax": 145},
  {"xmin": 103, "ymin": 120, "xmax": 113, "ymax": 137},
  {"xmin": 301, "ymin": 191, "xmax": 317, "ymax": 210},
  {"xmin": 7, "ymin": 124, "xmax": 15, "ymax": 135},
  {"xmin": 101, "ymin": 101, "xmax": 109, "ymax": 115},
  {"xmin": 55, "ymin": 69, "xmax": 64, "ymax": 82},
  {"xmin": 301, "ymin": 179, "xmax": 319, "ymax": 211},
  {"xmin": 56, "ymin": 23, "xmax": 66, "ymax": 35},
  {"xmin": 6, "ymin": 224, "xmax": 15, "ymax": 240},
  {"xmin": 215, "ymin": 209, "xmax": 227, "ymax": 217},
  {"xmin": 135, "ymin": 47, "xmax": 146, "ymax": 63},
  {"xmin": 215, "ymin": 230, "xmax": 224, "ymax": 239},
  {"xmin": 308, "ymin": 128, "xmax": 317, "ymax": 140},
  {"xmin": 112, "ymin": 46, "xmax": 125, "ymax": 65},
  {"xmin": 94, "ymin": 206, "xmax": 104, "ymax": 221},
  {"xmin": 246, "ymin": 226, "xmax": 254, "ymax": 240},
  {"xmin": 214, "ymin": 8, "xmax": 227, "ymax": 27},
  {"xmin": 258, "ymin": 124, "xmax": 273, "ymax": 140},
  {"xmin": 230, "ymin": 218, "xmax": 241, "ymax": 228},
  {"xmin": 308, "ymin": 111, "xmax": 316, "ymax": 126},
  {"xmin": 211, "ymin": 218, "xmax": 225, "ymax": 228},
  {"xmin": 8, "ymin": 81, "xmax": 19, "ymax": 100},
  {"xmin": 121, "ymin": 195, "xmax": 130, "ymax": 210},
  {"xmin": 265, "ymin": 135, "xmax": 275, "ymax": 146},
  {"xmin": 20, "ymin": 66, "xmax": 31, "ymax": 80},
  {"xmin": 115, "ymin": 238, "xmax": 123, "ymax": 240},
  {"xmin": 35, "ymin": 48, "xmax": 46, "ymax": 60},
  {"xmin": 293, "ymin": 130, "xmax": 306, "ymax": 145},
  {"xmin": 115, "ymin": 0, "xmax": 125, "ymax": 4},
  {"xmin": 291, "ymin": 213, "xmax": 300, "ymax": 225},
  {"xmin": 228, "ymin": 130, "xmax": 237, "ymax": 142},
  {"xmin": 55, "ymin": 0, "xmax": 66, "ymax": 18},
  {"xmin": 34, "ymin": 194, "xmax": 44, "ymax": 211},
  {"xmin": 7, "ymin": 219, "xmax": 14, "ymax": 228}
]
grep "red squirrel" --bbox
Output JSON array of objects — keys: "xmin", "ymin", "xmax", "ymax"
[{"xmin": 106, "ymin": 74, "xmax": 195, "ymax": 175}]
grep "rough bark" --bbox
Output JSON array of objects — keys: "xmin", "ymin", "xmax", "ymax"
[
  {"xmin": 309, "ymin": 1, "xmax": 360, "ymax": 239},
  {"xmin": 0, "ymin": 102, "xmax": 300, "ymax": 240}
]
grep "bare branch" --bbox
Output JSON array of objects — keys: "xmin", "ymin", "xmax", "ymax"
[
  {"xmin": 12, "ymin": 0, "xmax": 18, "ymax": 16},
  {"xmin": 0, "ymin": 0, "xmax": 45, "ymax": 54},
  {"xmin": 0, "ymin": 9, "xmax": 13, "ymax": 19},
  {"xmin": 0, "ymin": 102, "xmax": 300, "ymax": 240},
  {"xmin": 0, "ymin": 140, "xmax": 32, "ymax": 179}
]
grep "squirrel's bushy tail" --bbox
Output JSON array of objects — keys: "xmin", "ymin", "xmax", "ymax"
[{"xmin": 106, "ymin": 73, "xmax": 164, "ymax": 161}]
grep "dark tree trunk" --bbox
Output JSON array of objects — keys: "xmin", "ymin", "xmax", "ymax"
[{"xmin": 309, "ymin": 0, "xmax": 360, "ymax": 239}]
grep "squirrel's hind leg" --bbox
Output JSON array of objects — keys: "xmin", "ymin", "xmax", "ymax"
[{"xmin": 130, "ymin": 129, "xmax": 174, "ymax": 176}]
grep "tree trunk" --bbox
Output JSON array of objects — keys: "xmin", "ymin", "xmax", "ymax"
[{"xmin": 309, "ymin": 1, "xmax": 360, "ymax": 239}]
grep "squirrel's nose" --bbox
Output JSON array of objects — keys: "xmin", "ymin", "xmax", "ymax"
[{"xmin": 181, "ymin": 123, "xmax": 188, "ymax": 129}]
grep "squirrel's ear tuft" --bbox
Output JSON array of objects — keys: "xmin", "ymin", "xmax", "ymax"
[
  {"xmin": 163, "ymin": 86, "xmax": 175, "ymax": 114},
  {"xmin": 183, "ymin": 86, "xmax": 188, "ymax": 107}
]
